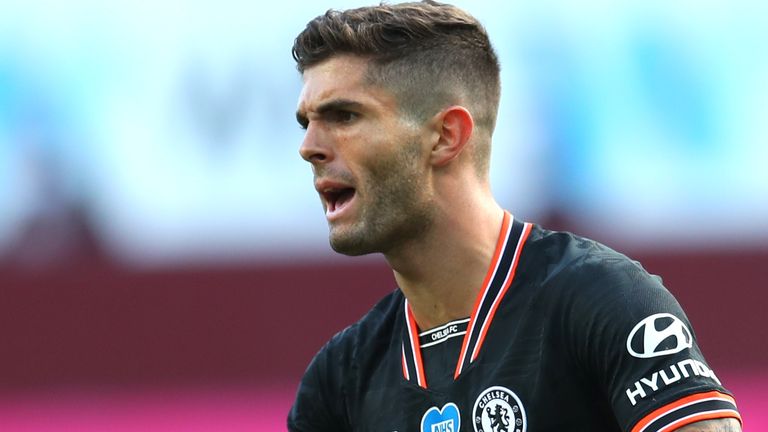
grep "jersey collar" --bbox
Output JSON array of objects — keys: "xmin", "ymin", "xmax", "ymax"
[{"xmin": 401, "ymin": 212, "xmax": 533, "ymax": 389}]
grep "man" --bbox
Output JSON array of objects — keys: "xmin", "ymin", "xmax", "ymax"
[{"xmin": 289, "ymin": 1, "xmax": 742, "ymax": 431}]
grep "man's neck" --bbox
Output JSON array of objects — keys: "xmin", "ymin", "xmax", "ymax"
[{"xmin": 386, "ymin": 200, "xmax": 505, "ymax": 331}]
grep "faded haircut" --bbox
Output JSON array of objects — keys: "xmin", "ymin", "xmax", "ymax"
[{"xmin": 292, "ymin": 0, "xmax": 501, "ymax": 173}]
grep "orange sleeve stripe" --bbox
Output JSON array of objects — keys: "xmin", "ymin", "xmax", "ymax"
[
  {"xmin": 657, "ymin": 410, "xmax": 742, "ymax": 432},
  {"xmin": 631, "ymin": 391, "xmax": 738, "ymax": 432}
]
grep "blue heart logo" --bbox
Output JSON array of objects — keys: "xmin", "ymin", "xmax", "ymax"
[{"xmin": 420, "ymin": 402, "xmax": 461, "ymax": 432}]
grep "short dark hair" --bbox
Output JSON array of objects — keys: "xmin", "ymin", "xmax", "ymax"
[{"xmin": 292, "ymin": 1, "xmax": 501, "ymax": 172}]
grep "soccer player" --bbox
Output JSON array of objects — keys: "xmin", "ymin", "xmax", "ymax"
[{"xmin": 288, "ymin": 1, "xmax": 742, "ymax": 431}]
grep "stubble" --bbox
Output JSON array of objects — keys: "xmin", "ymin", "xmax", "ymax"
[{"xmin": 329, "ymin": 139, "xmax": 434, "ymax": 256}]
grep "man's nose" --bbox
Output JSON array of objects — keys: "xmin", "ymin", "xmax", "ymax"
[{"xmin": 299, "ymin": 124, "xmax": 332, "ymax": 164}]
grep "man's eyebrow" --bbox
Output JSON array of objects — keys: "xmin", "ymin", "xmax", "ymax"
[
  {"xmin": 296, "ymin": 99, "xmax": 365, "ymax": 126},
  {"xmin": 315, "ymin": 99, "xmax": 364, "ymax": 115}
]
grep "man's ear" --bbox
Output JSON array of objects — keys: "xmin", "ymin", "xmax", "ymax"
[{"xmin": 429, "ymin": 106, "xmax": 474, "ymax": 167}]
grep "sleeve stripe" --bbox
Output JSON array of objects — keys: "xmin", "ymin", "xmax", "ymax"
[
  {"xmin": 657, "ymin": 410, "xmax": 742, "ymax": 432},
  {"xmin": 631, "ymin": 391, "xmax": 740, "ymax": 432}
]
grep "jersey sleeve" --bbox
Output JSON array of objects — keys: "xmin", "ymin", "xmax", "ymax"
[
  {"xmin": 564, "ymin": 253, "xmax": 741, "ymax": 432},
  {"xmin": 287, "ymin": 336, "xmax": 351, "ymax": 432}
]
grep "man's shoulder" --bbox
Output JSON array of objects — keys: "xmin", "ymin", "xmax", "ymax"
[
  {"xmin": 523, "ymin": 224, "xmax": 665, "ymax": 298},
  {"xmin": 319, "ymin": 289, "xmax": 403, "ymax": 360},
  {"xmin": 289, "ymin": 290, "xmax": 403, "ymax": 431},
  {"xmin": 527, "ymin": 224, "xmax": 633, "ymax": 264},
  {"xmin": 521, "ymin": 224, "xmax": 687, "ymax": 350}
]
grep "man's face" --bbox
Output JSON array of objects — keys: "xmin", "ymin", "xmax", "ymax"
[{"xmin": 296, "ymin": 55, "xmax": 435, "ymax": 256}]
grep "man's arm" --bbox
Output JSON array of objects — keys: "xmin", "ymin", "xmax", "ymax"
[{"xmin": 675, "ymin": 418, "xmax": 742, "ymax": 432}]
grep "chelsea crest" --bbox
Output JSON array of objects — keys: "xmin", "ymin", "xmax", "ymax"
[{"xmin": 472, "ymin": 386, "xmax": 527, "ymax": 432}]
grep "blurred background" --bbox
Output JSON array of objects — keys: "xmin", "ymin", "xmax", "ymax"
[{"xmin": 1, "ymin": 0, "xmax": 766, "ymax": 430}]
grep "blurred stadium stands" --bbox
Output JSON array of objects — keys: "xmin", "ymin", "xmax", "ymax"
[{"xmin": 1, "ymin": 1, "xmax": 766, "ymax": 430}]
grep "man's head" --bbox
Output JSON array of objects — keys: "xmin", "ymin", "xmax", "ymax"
[
  {"xmin": 293, "ymin": 0, "xmax": 501, "ymax": 173},
  {"xmin": 294, "ymin": 2, "xmax": 501, "ymax": 257}
]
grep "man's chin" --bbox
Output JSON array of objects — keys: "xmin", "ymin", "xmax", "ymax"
[
  {"xmin": 329, "ymin": 239, "xmax": 376, "ymax": 256},
  {"xmin": 329, "ymin": 231, "xmax": 378, "ymax": 256}
]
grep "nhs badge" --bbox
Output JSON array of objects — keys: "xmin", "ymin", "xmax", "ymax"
[{"xmin": 421, "ymin": 402, "xmax": 460, "ymax": 432}]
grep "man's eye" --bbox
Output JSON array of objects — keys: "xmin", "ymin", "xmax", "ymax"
[
  {"xmin": 328, "ymin": 110, "xmax": 358, "ymax": 124},
  {"xmin": 296, "ymin": 114, "xmax": 309, "ymax": 130}
]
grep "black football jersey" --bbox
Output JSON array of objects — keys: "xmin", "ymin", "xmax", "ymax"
[{"xmin": 288, "ymin": 213, "xmax": 741, "ymax": 432}]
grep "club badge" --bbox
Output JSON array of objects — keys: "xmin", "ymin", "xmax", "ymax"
[{"xmin": 473, "ymin": 386, "xmax": 526, "ymax": 432}]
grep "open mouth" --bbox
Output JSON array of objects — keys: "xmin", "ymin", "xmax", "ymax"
[{"xmin": 322, "ymin": 187, "xmax": 356, "ymax": 215}]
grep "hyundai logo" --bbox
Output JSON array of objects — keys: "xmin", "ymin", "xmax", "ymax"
[{"xmin": 626, "ymin": 313, "xmax": 693, "ymax": 359}]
